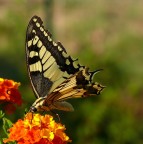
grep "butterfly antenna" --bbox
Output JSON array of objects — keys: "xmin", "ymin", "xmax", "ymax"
[{"xmin": 30, "ymin": 112, "xmax": 34, "ymax": 124}]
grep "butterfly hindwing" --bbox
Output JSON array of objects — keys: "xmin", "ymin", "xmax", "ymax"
[{"xmin": 47, "ymin": 68, "xmax": 104, "ymax": 102}]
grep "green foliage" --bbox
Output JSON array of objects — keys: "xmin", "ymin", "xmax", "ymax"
[
  {"xmin": 3, "ymin": 118, "xmax": 13, "ymax": 136},
  {"xmin": 0, "ymin": 111, "xmax": 5, "ymax": 119},
  {"xmin": 0, "ymin": 115, "xmax": 15, "ymax": 144}
]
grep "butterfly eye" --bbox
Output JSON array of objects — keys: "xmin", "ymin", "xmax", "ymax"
[{"xmin": 30, "ymin": 106, "xmax": 37, "ymax": 112}]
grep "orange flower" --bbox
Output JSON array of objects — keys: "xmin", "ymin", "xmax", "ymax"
[
  {"xmin": 4, "ymin": 113, "xmax": 71, "ymax": 144},
  {"xmin": 0, "ymin": 78, "xmax": 22, "ymax": 113}
]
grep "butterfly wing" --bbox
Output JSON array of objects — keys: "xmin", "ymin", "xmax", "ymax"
[
  {"xmin": 48, "ymin": 68, "xmax": 104, "ymax": 100},
  {"xmin": 26, "ymin": 16, "xmax": 83, "ymax": 98}
]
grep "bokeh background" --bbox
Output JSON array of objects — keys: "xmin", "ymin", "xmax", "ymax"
[{"xmin": 0, "ymin": 0, "xmax": 143, "ymax": 143}]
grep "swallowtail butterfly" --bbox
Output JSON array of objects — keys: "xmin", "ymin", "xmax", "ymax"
[{"xmin": 26, "ymin": 15, "xmax": 104, "ymax": 112}]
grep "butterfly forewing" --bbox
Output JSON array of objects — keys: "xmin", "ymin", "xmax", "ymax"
[{"xmin": 26, "ymin": 16, "xmax": 83, "ymax": 99}]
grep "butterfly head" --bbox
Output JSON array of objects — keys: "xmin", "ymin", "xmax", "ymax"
[
  {"xmin": 29, "ymin": 97, "xmax": 46, "ymax": 112},
  {"xmin": 29, "ymin": 106, "xmax": 37, "ymax": 113}
]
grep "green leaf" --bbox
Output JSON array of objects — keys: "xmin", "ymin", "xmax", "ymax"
[
  {"xmin": 0, "ymin": 139, "xmax": 4, "ymax": 144},
  {"xmin": 0, "ymin": 111, "xmax": 5, "ymax": 119},
  {"xmin": 2, "ymin": 118, "xmax": 13, "ymax": 136},
  {"xmin": 1, "ymin": 138, "xmax": 16, "ymax": 144}
]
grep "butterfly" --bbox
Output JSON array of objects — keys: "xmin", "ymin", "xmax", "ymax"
[{"xmin": 25, "ymin": 15, "xmax": 105, "ymax": 113}]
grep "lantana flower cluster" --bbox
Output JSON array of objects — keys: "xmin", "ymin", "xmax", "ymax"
[
  {"xmin": 0, "ymin": 78, "xmax": 22, "ymax": 113},
  {"xmin": 4, "ymin": 113, "xmax": 71, "ymax": 144}
]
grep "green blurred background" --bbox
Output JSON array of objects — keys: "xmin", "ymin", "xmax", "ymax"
[{"xmin": 0, "ymin": 0, "xmax": 143, "ymax": 143}]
